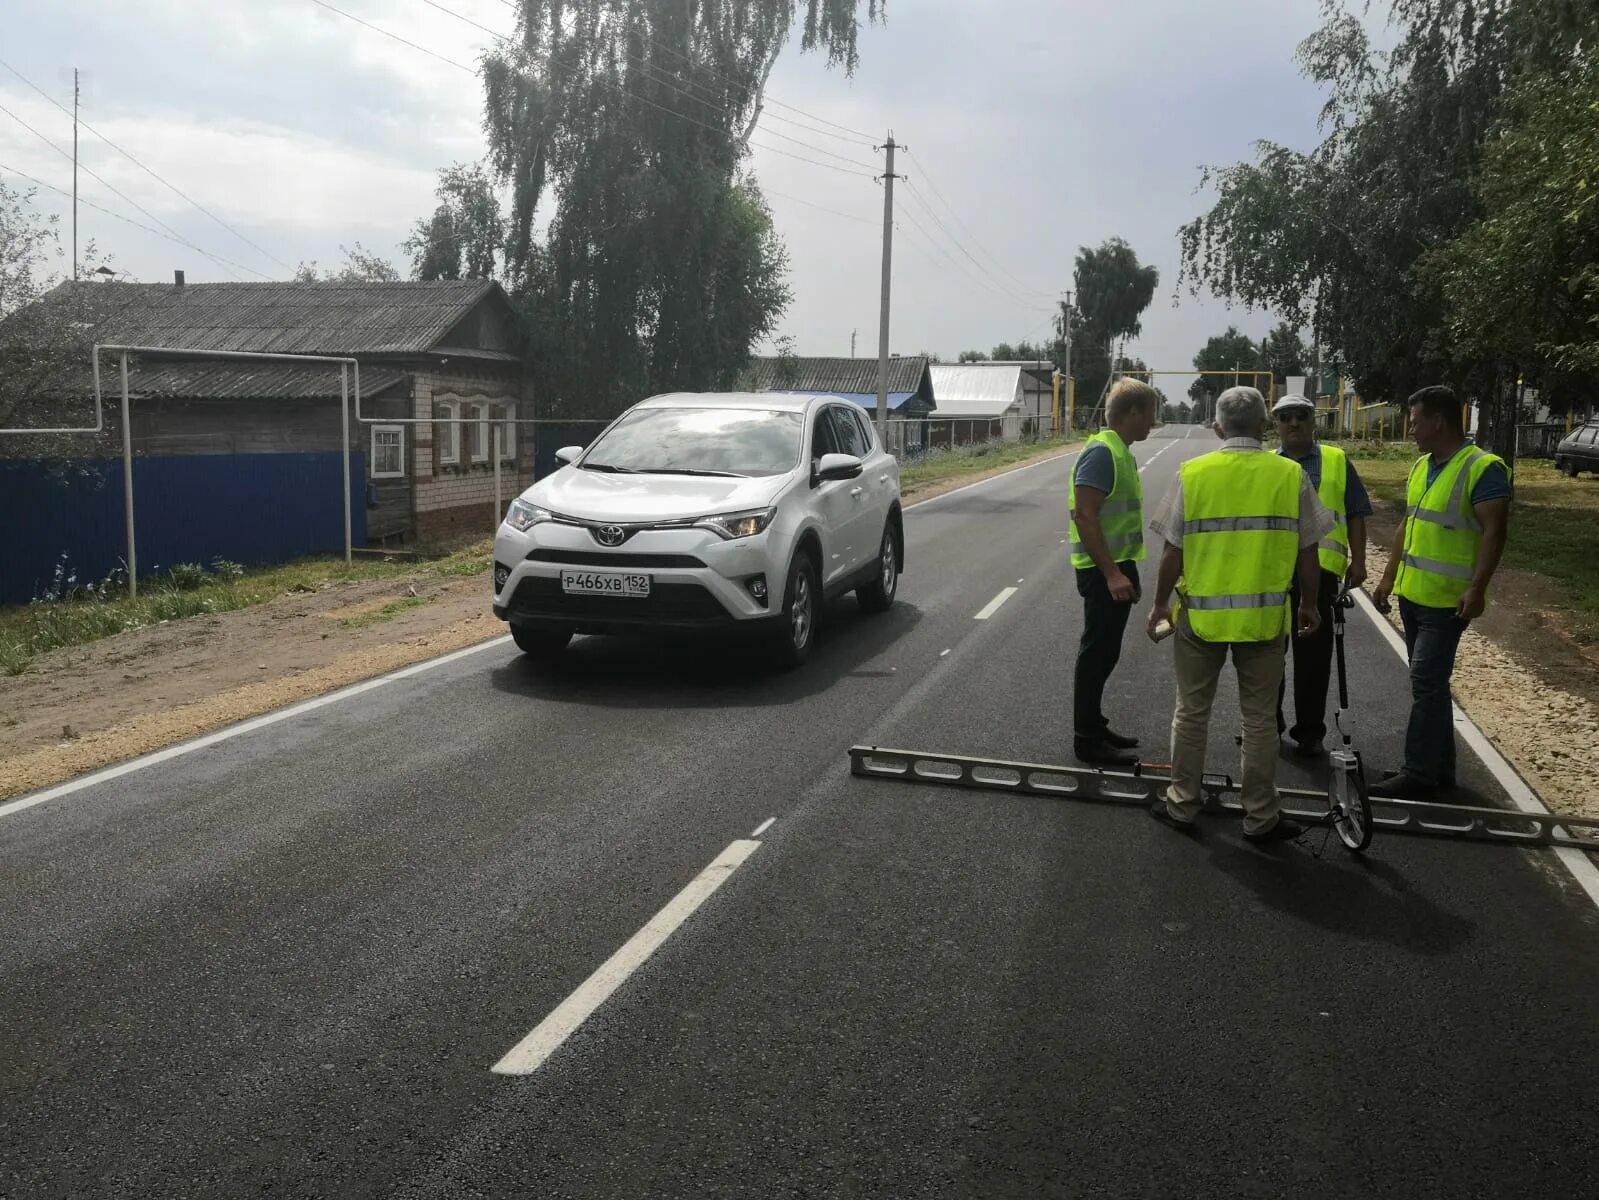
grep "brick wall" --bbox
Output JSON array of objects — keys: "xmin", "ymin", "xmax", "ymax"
[{"xmin": 412, "ymin": 368, "xmax": 533, "ymax": 516}]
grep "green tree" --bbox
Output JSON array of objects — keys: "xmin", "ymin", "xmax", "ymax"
[
  {"xmin": 293, "ymin": 242, "xmax": 401, "ymax": 283},
  {"xmin": 0, "ymin": 181, "xmax": 118, "ymax": 457},
  {"xmin": 403, "ymin": 162, "xmax": 504, "ymax": 282},
  {"xmin": 957, "ymin": 349, "xmax": 990, "ymax": 362},
  {"xmin": 481, "ymin": 0, "xmax": 881, "ymax": 416},
  {"xmin": 1259, "ymin": 321, "xmax": 1310, "ymax": 391},
  {"xmin": 1190, "ymin": 326, "xmax": 1265, "ymax": 421},
  {"xmin": 1071, "ymin": 238, "xmax": 1158, "ymax": 419}
]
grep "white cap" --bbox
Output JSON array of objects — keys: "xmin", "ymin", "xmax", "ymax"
[{"xmin": 1271, "ymin": 394, "xmax": 1314, "ymax": 414}]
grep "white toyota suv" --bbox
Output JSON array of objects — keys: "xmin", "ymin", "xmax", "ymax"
[{"xmin": 492, "ymin": 392, "xmax": 903, "ymax": 667}]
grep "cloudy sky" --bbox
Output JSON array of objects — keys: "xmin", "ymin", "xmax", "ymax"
[{"xmin": 3, "ymin": 0, "xmax": 1388, "ymax": 399}]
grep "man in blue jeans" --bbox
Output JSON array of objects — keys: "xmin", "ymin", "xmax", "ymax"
[{"xmin": 1371, "ymin": 386, "xmax": 1511, "ymax": 798}]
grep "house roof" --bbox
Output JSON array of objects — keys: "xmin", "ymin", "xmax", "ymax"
[
  {"xmin": 126, "ymin": 361, "xmax": 408, "ymax": 401},
  {"xmin": 748, "ymin": 355, "xmax": 931, "ymax": 396},
  {"xmin": 928, "ymin": 363, "xmax": 1026, "ymax": 419},
  {"xmin": 42, "ymin": 279, "xmax": 510, "ymax": 357}
]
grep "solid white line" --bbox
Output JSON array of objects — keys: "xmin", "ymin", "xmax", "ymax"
[
  {"xmin": 0, "ymin": 636, "xmax": 515, "ymax": 822},
  {"xmin": 973, "ymin": 587, "xmax": 1018, "ymax": 621},
  {"xmin": 750, "ymin": 817, "xmax": 776, "ymax": 838},
  {"xmin": 491, "ymin": 838, "xmax": 762, "ymax": 1076},
  {"xmin": 1349, "ymin": 590, "xmax": 1599, "ymax": 912}
]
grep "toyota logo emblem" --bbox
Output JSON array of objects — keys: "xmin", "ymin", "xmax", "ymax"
[{"xmin": 595, "ymin": 525, "xmax": 626, "ymax": 547}]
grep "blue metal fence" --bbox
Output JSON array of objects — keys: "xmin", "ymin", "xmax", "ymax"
[
  {"xmin": 1, "ymin": 453, "xmax": 366, "ymax": 604},
  {"xmin": 533, "ymin": 422, "xmax": 610, "ymax": 480}
]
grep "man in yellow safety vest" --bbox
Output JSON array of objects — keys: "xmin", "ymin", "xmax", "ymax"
[
  {"xmin": 1069, "ymin": 378, "xmax": 1159, "ymax": 765},
  {"xmin": 1145, "ymin": 386, "xmax": 1334, "ymax": 841},
  {"xmin": 1371, "ymin": 385, "xmax": 1511, "ymax": 799},
  {"xmin": 1271, "ymin": 394, "xmax": 1372, "ymax": 756}
]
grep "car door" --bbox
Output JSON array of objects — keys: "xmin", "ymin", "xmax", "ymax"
[
  {"xmin": 826, "ymin": 405, "xmax": 882, "ymax": 576},
  {"xmin": 1583, "ymin": 426, "xmax": 1599, "ymax": 471},
  {"xmin": 808, "ymin": 404, "xmax": 858, "ymax": 586},
  {"xmin": 838, "ymin": 405, "xmax": 896, "ymax": 555}
]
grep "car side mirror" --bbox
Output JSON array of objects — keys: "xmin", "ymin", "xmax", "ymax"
[
  {"xmin": 813, "ymin": 452, "xmax": 864, "ymax": 486},
  {"xmin": 554, "ymin": 445, "xmax": 584, "ymax": 466}
]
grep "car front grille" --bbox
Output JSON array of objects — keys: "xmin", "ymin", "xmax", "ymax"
[
  {"xmin": 525, "ymin": 549, "xmax": 707, "ymax": 569},
  {"xmin": 507, "ymin": 577, "xmax": 730, "ymax": 621}
]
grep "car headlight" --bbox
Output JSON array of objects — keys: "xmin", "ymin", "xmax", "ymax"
[
  {"xmin": 505, "ymin": 499, "xmax": 553, "ymax": 533},
  {"xmin": 694, "ymin": 507, "xmax": 777, "ymax": 540}
]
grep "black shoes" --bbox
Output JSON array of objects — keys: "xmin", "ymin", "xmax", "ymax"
[
  {"xmin": 1370, "ymin": 770, "xmax": 1437, "ymax": 799},
  {"xmin": 1101, "ymin": 728, "xmax": 1141, "ymax": 750},
  {"xmin": 1293, "ymin": 737, "xmax": 1326, "ymax": 758},
  {"xmin": 1148, "ymin": 801, "xmax": 1199, "ymax": 834},
  {"xmin": 1243, "ymin": 816, "xmax": 1307, "ymax": 843},
  {"xmin": 1075, "ymin": 739, "xmax": 1138, "ymax": 767}
]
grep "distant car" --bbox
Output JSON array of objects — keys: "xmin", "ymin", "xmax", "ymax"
[
  {"xmin": 1554, "ymin": 422, "xmax": 1599, "ymax": 477},
  {"xmin": 491, "ymin": 392, "xmax": 903, "ymax": 668}
]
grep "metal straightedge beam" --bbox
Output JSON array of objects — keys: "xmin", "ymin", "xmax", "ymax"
[{"xmin": 848, "ymin": 746, "xmax": 1599, "ymax": 851}]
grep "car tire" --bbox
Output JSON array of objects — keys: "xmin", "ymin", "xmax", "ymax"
[
  {"xmin": 771, "ymin": 552, "xmax": 818, "ymax": 669},
  {"xmin": 1561, "ymin": 458, "xmax": 1578, "ymax": 478},
  {"xmin": 857, "ymin": 522, "xmax": 900, "ymax": 614},
  {"xmin": 510, "ymin": 622, "xmax": 573, "ymax": 660}
]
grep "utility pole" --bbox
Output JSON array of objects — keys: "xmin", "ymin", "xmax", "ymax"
[
  {"xmin": 72, "ymin": 68, "xmax": 79, "ymax": 281},
  {"xmin": 1059, "ymin": 291, "xmax": 1073, "ymax": 431},
  {"xmin": 851, "ymin": 328, "xmax": 857, "ymax": 359},
  {"xmin": 874, "ymin": 133, "xmax": 902, "ymax": 441}
]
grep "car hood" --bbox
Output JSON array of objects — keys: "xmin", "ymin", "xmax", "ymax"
[{"xmin": 529, "ymin": 468, "xmax": 790, "ymax": 522}]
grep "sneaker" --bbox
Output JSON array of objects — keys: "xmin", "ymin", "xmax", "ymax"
[
  {"xmin": 1242, "ymin": 816, "xmax": 1306, "ymax": 843},
  {"xmin": 1101, "ymin": 727, "xmax": 1141, "ymax": 750},
  {"xmin": 1148, "ymin": 801, "xmax": 1199, "ymax": 834}
]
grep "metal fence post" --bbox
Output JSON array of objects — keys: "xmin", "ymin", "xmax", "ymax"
[
  {"xmin": 340, "ymin": 365, "xmax": 352, "ymax": 565},
  {"xmin": 493, "ymin": 426, "xmax": 502, "ymax": 536},
  {"xmin": 119, "ymin": 350, "xmax": 137, "ymax": 598}
]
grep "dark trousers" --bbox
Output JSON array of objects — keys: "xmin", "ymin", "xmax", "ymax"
[
  {"xmin": 1074, "ymin": 561, "xmax": 1139, "ymax": 740},
  {"xmin": 1277, "ymin": 568, "xmax": 1338, "ymax": 743},
  {"xmin": 1399, "ymin": 597, "xmax": 1468, "ymax": 786}
]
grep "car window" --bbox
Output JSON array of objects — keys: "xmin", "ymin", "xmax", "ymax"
[
  {"xmin": 829, "ymin": 406, "xmax": 870, "ymax": 458},
  {"xmin": 846, "ymin": 407, "xmax": 876, "ymax": 454},
  {"xmin": 1582, "ymin": 427, "xmax": 1599, "ymax": 445},
  {"xmin": 581, "ymin": 407, "xmax": 803, "ymax": 476},
  {"xmin": 811, "ymin": 408, "xmax": 841, "ymax": 460}
]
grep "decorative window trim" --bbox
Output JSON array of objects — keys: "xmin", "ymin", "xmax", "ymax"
[
  {"xmin": 467, "ymin": 401, "xmax": 491, "ymax": 463},
  {"xmin": 370, "ymin": 425, "xmax": 405, "ymax": 479},
  {"xmin": 435, "ymin": 399, "xmax": 461, "ymax": 466},
  {"xmin": 497, "ymin": 405, "xmax": 517, "ymax": 461}
]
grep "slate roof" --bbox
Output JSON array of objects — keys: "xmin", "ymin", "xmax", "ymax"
[
  {"xmin": 747, "ymin": 355, "xmax": 931, "ymax": 395},
  {"xmin": 125, "ymin": 361, "xmax": 408, "ymax": 401}
]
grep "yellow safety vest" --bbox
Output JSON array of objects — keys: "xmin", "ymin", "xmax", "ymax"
[
  {"xmin": 1315, "ymin": 444, "xmax": 1350, "ymax": 578},
  {"xmin": 1069, "ymin": 430, "xmax": 1146, "ymax": 569},
  {"xmin": 1395, "ymin": 443, "xmax": 1507, "ymax": 610},
  {"xmin": 1178, "ymin": 450, "xmax": 1303, "ymax": 642}
]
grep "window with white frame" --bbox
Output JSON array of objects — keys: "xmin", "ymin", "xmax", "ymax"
[
  {"xmin": 435, "ymin": 400, "xmax": 460, "ymax": 466},
  {"xmin": 467, "ymin": 402, "xmax": 491, "ymax": 462},
  {"xmin": 371, "ymin": 425, "xmax": 405, "ymax": 478},
  {"xmin": 498, "ymin": 405, "xmax": 516, "ymax": 460}
]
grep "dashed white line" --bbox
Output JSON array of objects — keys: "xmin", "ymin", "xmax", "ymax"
[
  {"xmin": 940, "ymin": 648, "xmax": 951, "ymax": 657},
  {"xmin": 750, "ymin": 817, "xmax": 776, "ymax": 838},
  {"xmin": 973, "ymin": 587, "xmax": 1018, "ymax": 621},
  {"xmin": 491, "ymin": 837, "xmax": 762, "ymax": 1076}
]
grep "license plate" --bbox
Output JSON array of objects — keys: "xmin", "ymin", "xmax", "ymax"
[{"xmin": 560, "ymin": 570, "xmax": 651, "ymax": 597}]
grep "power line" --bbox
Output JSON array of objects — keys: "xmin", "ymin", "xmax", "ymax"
[
  {"xmin": 894, "ymin": 202, "xmax": 1024, "ymax": 308},
  {"xmin": 418, "ymin": 0, "xmax": 505, "ymax": 41},
  {"xmin": 0, "ymin": 100, "xmax": 268, "ymax": 279},
  {"xmin": 762, "ymin": 188, "xmax": 876, "ymax": 226},
  {"xmin": 901, "ymin": 149, "xmax": 1055, "ymax": 298},
  {"xmin": 0, "ymin": 160, "xmax": 253, "ymax": 269},
  {"xmin": 308, "ymin": 0, "xmax": 476, "ymax": 73},
  {"xmin": 0, "ymin": 57, "xmax": 294, "ymax": 272},
  {"xmin": 899, "ymin": 181, "xmax": 1040, "ymax": 308}
]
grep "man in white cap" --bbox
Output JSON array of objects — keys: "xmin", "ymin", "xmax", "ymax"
[{"xmin": 1271, "ymin": 394, "xmax": 1372, "ymax": 755}]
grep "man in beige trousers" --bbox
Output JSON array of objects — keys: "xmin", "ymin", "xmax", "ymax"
[{"xmin": 1144, "ymin": 387, "xmax": 1333, "ymax": 841}]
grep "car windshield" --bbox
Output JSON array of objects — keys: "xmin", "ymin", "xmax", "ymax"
[{"xmin": 581, "ymin": 407, "xmax": 803, "ymax": 478}]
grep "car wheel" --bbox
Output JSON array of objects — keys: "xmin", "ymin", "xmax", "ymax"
[
  {"xmin": 857, "ymin": 522, "xmax": 900, "ymax": 614},
  {"xmin": 771, "ymin": 553, "xmax": 818, "ymax": 669},
  {"xmin": 1561, "ymin": 458, "xmax": 1578, "ymax": 477},
  {"xmin": 510, "ymin": 622, "xmax": 573, "ymax": 660}
]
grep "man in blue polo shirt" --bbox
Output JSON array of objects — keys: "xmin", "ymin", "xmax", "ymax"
[{"xmin": 1271, "ymin": 394, "xmax": 1373, "ymax": 755}]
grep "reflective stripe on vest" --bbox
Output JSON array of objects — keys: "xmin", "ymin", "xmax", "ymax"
[
  {"xmin": 1069, "ymin": 429, "xmax": 1146, "ymax": 569},
  {"xmin": 1316, "ymin": 444, "xmax": 1351, "ymax": 577},
  {"xmin": 1394, "ymin": 444, "xmax": 1506, "ymax": 609},
  {"xmin": 1177, "ymin": 450, "xmax": 1303, "ymax": 643}
]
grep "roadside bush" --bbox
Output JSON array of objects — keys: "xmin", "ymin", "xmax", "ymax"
[{"xmin": 167, "ymin": 563, "xmax": 209, "ymax": 591}]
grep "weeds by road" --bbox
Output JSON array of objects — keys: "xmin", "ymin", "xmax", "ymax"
[
  {"xmin": 0, "ymin": 540, "xmax": 492, "ymax": 675},
  {"xmin": 901, "ymin": 437, "xmax": 1075, "ymax": 495}
]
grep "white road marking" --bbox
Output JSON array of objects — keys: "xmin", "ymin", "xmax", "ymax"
[
  {"xmin": 973, "ymin": 587, "xmax": 1018, "ymax": 621},
  {"xmin": 1349, "ymin": 589, "xmax": 1599, "ymax": 915},
  {"xmin": 1139, "ymin": 442, "xmax": 1179, "ymax": 473},
  {"xmin": 750, "ymin": 817, "xmax": 776, "ymax": 838},
  {"xmin": 0, "ymin": 636, "xmax": 514, "ymax": 823},
  {"xmin": 905, "ymin": 448, "xmax": 1078, "ymax": 511},
  {"xmin": 1016, "ymin": 578, "xmax": 1025, "ymax": 584},
  {"xmin": 940, "ymin": 648, "xmax": 951, "ymax": 657},
  {"xmin": 490, "ymin": 838, "xmax": 762, "ymax": 1076}
]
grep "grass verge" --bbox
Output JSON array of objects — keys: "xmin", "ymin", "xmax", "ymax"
[
  {"xmin": 1350, "ymin": 452, "xmax": 1599, "ymax": 639},
  {"xmin": 338, "ymin": 595, "xmax": 433, "ymax": 630},
  {"xmin": 900, "ymin": 437, "xmax": 1075, "ymax": 494},
  {"xmin": 0, "ymin": 539, "xmax": 492, "ymax": 675}
]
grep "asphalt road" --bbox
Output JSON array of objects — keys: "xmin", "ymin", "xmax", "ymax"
[{"xmin": 4, "ymin": 426, "xmax": 1598, "ymax": 1198}]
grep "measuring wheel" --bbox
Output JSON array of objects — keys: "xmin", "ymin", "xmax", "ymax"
[{"xmin": 1327, "ymin": 750, "xmax": 1373, "ymax": 853}]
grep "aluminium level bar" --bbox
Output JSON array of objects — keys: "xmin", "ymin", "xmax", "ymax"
[{"xmin": 848, "ymin": 746, "xmax": 1599, "ymax": 851}]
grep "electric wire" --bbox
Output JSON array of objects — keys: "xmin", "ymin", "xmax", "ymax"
[
  {"xmin": 901, "ymin": 149, "xmax": 1055, "ymax": 299},
  {"xmin": 899, "ymin": 181, "xmax": 1043, "ymax": 309}
]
